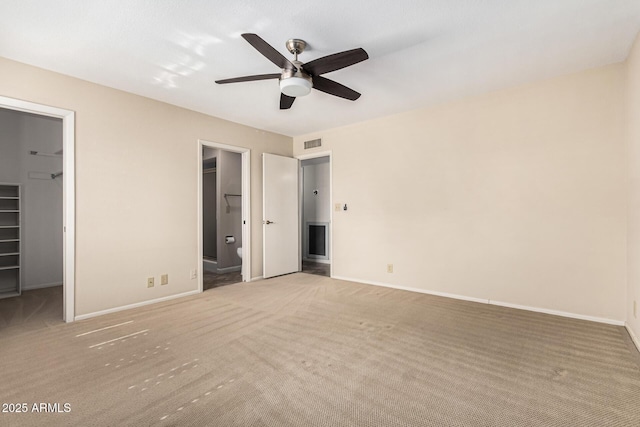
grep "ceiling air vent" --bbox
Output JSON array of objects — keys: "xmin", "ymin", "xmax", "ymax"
[{"xmin": 304, "ymin": 138, "xmax": 322, "ymax": 149}]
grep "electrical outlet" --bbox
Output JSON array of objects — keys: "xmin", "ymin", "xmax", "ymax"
[
  {"xmin": 147, "ymin": 277, "xmax": 154, "ymax": 288},
  {"xmin": 190, "ymin": 269, "xmax": 197, "ymax": 280},
  {"xmin": 387, "ymin": 264, "xmax": 393, "ymax": 273},
  {"xmin": 161, "ymin": 274, "xmax": 168, "ymax": 286},
  {"xmin": 335, "ymin": 203, "xmax": 342, "ymax": 212}
]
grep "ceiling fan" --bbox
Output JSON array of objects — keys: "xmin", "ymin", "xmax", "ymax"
[{"xmin": 215, "ymin": 33, "xmax": 369, "ymax": 110}]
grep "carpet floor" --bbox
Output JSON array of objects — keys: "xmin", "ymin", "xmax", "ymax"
[
  {"xmin": 0, "ymin": 285, "xmax": 64, "ymax": 333},
  {"xmin": 0, "ymin": 273, "xmax": 639, "ymax": 426}
]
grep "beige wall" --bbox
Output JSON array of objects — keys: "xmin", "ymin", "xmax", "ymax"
[
  {"xmin": 0, "ymin": 51, "xmax": 634, "ymax": 325},
  {"xmin": 0, "ymin": 57, "xmax": 292, "ymax": 316},
  {"xmin": 295, "ymin": 64, "xmax": 627, "ymax": 322},
  {"xmin": 627, "ymin": 31, "xmax": 640, "ymax": 341}
]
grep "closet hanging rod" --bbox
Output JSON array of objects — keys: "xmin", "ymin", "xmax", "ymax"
[
  {"xmin": 29, "ymin": 150, "xmax": 62, "ymax": 157},
  {"xmin": 27, "ymin": 171, "xmax": 61, "ymax": 180},
  {"xmin": 224, "ymin": 194, "xmax": 241, "ymax": 197}
]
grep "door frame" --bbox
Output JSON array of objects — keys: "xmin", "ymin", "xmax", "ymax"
[
  {"xmin": 296, "ymin": 150, "xmax": 332, "ymax": 278},
  {"xmin": 197, "ymin": 139, "xmax": 251, "ymax": 290},
  {"xmin": 0, "ymin": 95, "xmax": 76, "ymax": 322}
]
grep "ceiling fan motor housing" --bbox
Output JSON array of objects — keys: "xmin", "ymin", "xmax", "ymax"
[
  {"xmin": 280, "ymin": 60, "xmax": 313, "ymax": 97},
  {"xmin": 285, "ymin": 39, "xmax": 307, "ymax": 56}
]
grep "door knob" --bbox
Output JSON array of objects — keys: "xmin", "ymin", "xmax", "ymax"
[{"xmin": 264, "ymin": 220, "xmax": 274, "ymax": 224}]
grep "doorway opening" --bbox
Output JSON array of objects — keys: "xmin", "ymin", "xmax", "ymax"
[
  {"xmin": 198, "ymin": 140, "xmax": 250, "ymax": 291},
  {"xmin": 299, "ymin": 154, "xmax": 331, "ymax": 277},
  {"xmin": 0, "ymin": 96, "xmax": 75, "ymax": 323}
]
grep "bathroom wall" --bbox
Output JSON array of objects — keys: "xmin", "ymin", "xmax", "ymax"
[
  {"xmin": 202, "ymin": 147, "xmax": 217, "ymax": 259},
  {"xmin": 202, "ymin": 146, "xmax": 242, "ymax": 271},
  {"xmin": 216, "ymin": 150, "xmax": 242, "ymax": 270}
]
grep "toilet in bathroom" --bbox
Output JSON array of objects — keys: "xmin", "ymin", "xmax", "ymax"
[{"xmin": 236, "ymin": 247, "xmax": 242, "ymax": 259}]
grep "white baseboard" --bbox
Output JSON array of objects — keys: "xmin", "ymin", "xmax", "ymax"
[
  {"xmin": 202, "ymin": 259, "xmax": 217, "ymax": 273},
  {"xmin": 250, "ymin": 276, "xmax": 263, "ymax": 282},
  {"xmin": 303, "ymin": 258, "xmax": 331, "ymax": 265},
  {"xmin": 626, "ymin": 323, "xmax": 640, "ymax": 352},
  {"xmin": 332, "ymin": 276, "xmax": 488, "ymax": 304},
  {"xmin": 22, "ymin": 281, "xmax": 63, "ymax": 291},
  {"xmin": 331, "ymin": 275, "xmax": 624, "ymax": 326},
  {"xmin": 75, "ymin": 290, "xmax": 200, "ymax": 321},
  {"xmin": 489, "ymin": 299, "xmax": 624, "ymax": 326},
  {"xmin": 217, "ymin": 265, "xmax": 241, "ymax": 274}
]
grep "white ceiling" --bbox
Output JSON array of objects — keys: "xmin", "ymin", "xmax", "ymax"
[{"xmin": 0, "ymin": 1, "xmax": 639, "ymax": 137}]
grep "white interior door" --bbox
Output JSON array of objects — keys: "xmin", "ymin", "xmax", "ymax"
[{"xmin": 263, "ymin": 153, "xmax": 299, "ymax": 278}]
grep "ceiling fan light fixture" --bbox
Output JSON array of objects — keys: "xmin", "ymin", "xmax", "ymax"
[{"xmin": 280, "ymin": 76, "xmax": 312, "ymax": 97}]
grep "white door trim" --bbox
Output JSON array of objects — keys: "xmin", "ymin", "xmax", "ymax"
[
  {"xmin": 0, "ymin": 96, "xmax": 76, "ymax": 322},
  {"xmin": 296, "ymin": 150, "xmax": 332, "ymax": 278},
  {"xmin": 197, "ymin": 140, "xmax": 251, "ymax": 289}
]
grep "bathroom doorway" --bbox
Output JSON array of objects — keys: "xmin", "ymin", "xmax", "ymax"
[
  {"xmin": 198, "ymin": 141, "xmax": 250, "ymax": 291},
  {"xmin": 300, "ymin": 154, "xmax": 331, "ymax": 277}
]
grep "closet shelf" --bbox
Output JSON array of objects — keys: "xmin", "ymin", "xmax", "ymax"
[{"xmin": 0, "ymin": 183, "xmax": 21, "ymax": 298}]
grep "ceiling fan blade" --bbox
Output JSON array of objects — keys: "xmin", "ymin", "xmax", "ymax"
[
  {"xmin": 312, "ymin": 75, "xmax": 361, "ymax": 101},
  {"xmin": 215, "ymin": 73, "xmax": 281, "ymax": 84},
  {"xmin": 242, "ymin": 33, "xmax": 297, "ymax": 71},
  {"xmin": 303, "ymin": 48, "xmax": 368, "ymax": 76},
  {"xmin": 280, "ymin": 93, "xmax": 295, "ymax": 110}
]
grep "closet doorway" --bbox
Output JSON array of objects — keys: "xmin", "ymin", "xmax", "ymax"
[
  {"xmin": 0, "ymin": 96, "xmax": 75, "ymax": 323},
  {"xmin": 298, "ymin": 153, "xmax": 331, "ymax": 277},
  {"xmin": 198, "ymin": 140, "xmax": 250, "ymax": 291}
]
